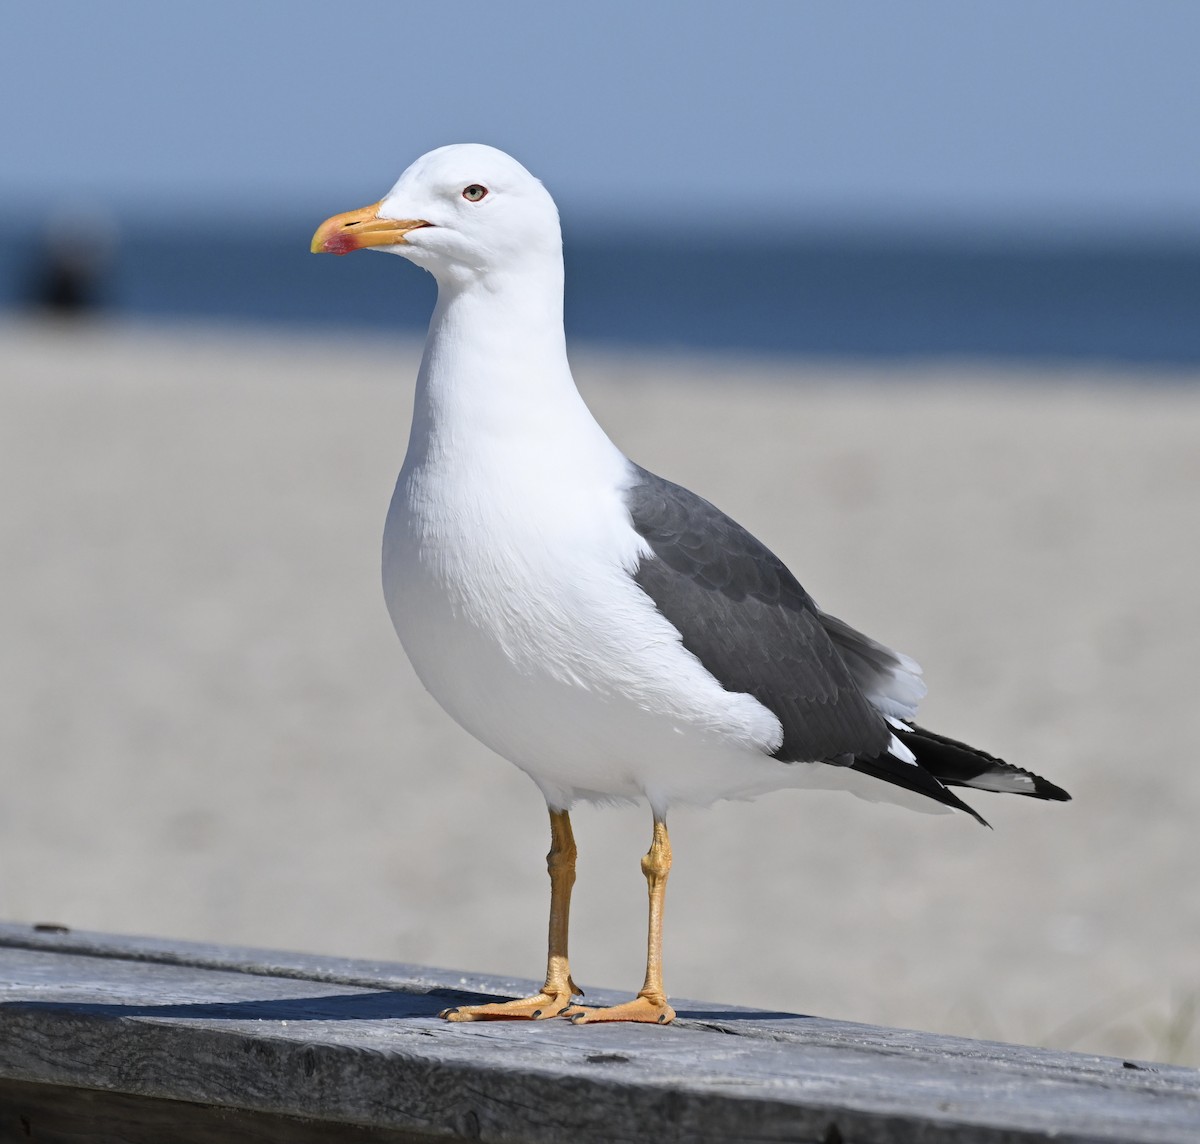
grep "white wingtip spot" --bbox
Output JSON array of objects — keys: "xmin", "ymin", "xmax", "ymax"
[{"xmin": 888, "ymin": 733, "xmax": 917, "ymax": 765}]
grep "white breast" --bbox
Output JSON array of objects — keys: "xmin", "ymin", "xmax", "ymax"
[{"xmin": 381, "ymin": 430, "xmax": 790, "ymax": 812}]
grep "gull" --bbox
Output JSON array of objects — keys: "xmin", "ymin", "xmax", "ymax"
[{"xmin": 311, "ymin": 144, "xmax": 1069, "ymax": 1025}]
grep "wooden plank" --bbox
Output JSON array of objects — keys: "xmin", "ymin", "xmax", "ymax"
[
  {"xmin": 0, "ymin": 922, "xmax": 1197, "ymax": 1143},
  {"xmin": 0, "ymin": 1078, "xmax": 436, "ymax": 1144}
]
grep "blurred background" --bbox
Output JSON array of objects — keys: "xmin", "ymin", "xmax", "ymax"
[
  {"xmin": 4, "ymin": 0, "xmax": 1200, "ymax": 356},
  {"xmin": 1, "ymin": 1, "xmax": 1197, "ymax": 1065}
]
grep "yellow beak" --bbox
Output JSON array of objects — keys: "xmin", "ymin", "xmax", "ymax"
[{"xmin": 310, "ymin": 202, "xmax": 432, "ymax": 255}]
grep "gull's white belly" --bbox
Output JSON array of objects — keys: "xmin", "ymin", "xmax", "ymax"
[{"xmin": 381, "ymin": 460, "xmax": 791, "ymax": 811}]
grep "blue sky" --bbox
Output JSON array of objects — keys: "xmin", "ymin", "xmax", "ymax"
[{"xmin": 3, "ymin": 1, "xmax": 1199, "ymax": 233}]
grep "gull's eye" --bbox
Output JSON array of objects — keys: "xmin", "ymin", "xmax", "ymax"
[{"xmin": 462, "ymin": 184, "xmax": 488, "ymax": 202}]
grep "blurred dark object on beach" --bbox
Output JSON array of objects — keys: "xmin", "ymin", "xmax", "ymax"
[{"xmin": 22, "ymin": 209, "xmax": 117, "ymax": 317}]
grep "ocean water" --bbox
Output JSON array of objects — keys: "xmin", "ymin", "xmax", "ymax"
[{"xmin": 3, "ymin": 222, "xmax": 1200, "ymax": 365}]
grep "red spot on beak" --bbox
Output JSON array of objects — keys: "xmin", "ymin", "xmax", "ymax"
[{"xmin": 323, "ymin": 232, "xmax": 361, "ymax": 256}]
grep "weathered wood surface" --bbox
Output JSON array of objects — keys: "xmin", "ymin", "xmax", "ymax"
[{"xmin": 0, "ymin": 922, "xmax": 1196, "ymax": 1144}]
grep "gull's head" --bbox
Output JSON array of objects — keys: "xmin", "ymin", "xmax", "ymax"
[{"xmin": 310, "ymin": 144, "xmax": 560, "ymax": 283}]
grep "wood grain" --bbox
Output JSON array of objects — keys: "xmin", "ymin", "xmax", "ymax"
[{"xmin": 0, "ymin": 923, "xmax": 1196, "ymax": 1143}]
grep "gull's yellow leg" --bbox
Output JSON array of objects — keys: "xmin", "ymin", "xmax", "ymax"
[
  {"xmin": 566, "ymin": 815, "xmax": 676, "ymax": 1025},
  {"xmin": 441, "ymin": 808, "xmax": 582, "ymax": 1021}
]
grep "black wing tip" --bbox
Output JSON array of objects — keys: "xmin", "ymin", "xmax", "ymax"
[
  {"xmin": 896, "ymin": 723, "xmax": 1072, "ymax": 804},
  {"xmin": 848, "ymin": 752, "xmax": 992, "ymax": 828},
  {"xmin": 959, "ymin": 796, "xmax": 992, "ymax": 829},
  {"xmin": 1029, "ymin": 774, "xmax": 1072, "ymax": 803}
]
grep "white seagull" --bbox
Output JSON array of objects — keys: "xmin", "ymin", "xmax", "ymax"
[{"xmin": 311, "ymin": 144, "xmax": 1069, "ymax": 1025}]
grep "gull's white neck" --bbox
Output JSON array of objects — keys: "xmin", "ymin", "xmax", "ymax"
[{"xmin": 403, "ymin": 258, "xmax": 614, "ymax": 475}]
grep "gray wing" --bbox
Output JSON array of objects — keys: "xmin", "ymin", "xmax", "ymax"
[
  {"xmin": 820, "ymin": 611, "xmax": 926, "ymax": 722},
  {"xmin": 624, "ymin": 465, "xmax": 891, "ymax": 764}
]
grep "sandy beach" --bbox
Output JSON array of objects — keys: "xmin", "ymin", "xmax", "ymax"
[{"xmin": 1, "ymin": 318, "xmax": 1197, "ymax": 1064}]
